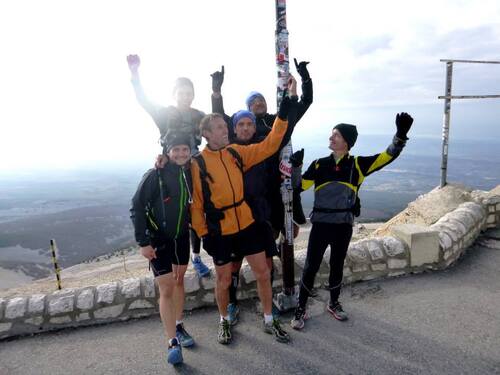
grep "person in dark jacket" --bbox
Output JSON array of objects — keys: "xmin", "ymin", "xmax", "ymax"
[
  {"xmin": 210, "ymin": 59, "xmax": 311, "ymax": 237},
  {"xmin": 130, "ymin": 134, "xmax": 195, "ymax": 366},
  {"xmin": 224, "ymin": 106, "xmax": 300, "ymax": 325},
  {"xmin": 290, "ymin": 113, "xmax": 414, "ymax": 330},
  {"xmin": 126, "ymin": 54, "xmax": 209, "ymax": 278}
]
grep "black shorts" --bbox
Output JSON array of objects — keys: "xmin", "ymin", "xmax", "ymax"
[
  {"xmin": 150, "ymin": 234, "xmax": 190, "ymax": 277},
  {"xmin": 232, "ymin": 221, "xmax": 278, "ymax": 262},
  {"xmin": 202, "ymin": 222, "xmax": 264, "ymax": 266}
]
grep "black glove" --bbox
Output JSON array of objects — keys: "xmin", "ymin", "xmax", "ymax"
[
  {"xmin": 294, "ymin": 58, "xmax": 310, "ymax": 81},
  {"xmin": 290, "ymin": 148, "xmax": 304, "ymax": 167},
  {"xmin": 395, "ymin": 112, "xmax": 413, "ymax": 140},
  {"xmin": 210, "ymin": 65, "xmax": 224, "ymax": 93},
  {"xmin": 277, "ymin": 90, "xmax": 290, "ymax": 120}
]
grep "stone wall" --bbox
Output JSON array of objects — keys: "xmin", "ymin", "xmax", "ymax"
[{"xmin": 1, "ymin": 192, "xmax": 498, "ymax": 340}]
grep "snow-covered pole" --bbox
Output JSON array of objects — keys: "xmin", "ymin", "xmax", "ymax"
[{"xmin": 274, "ymin": 0, "xmax": 297, "ymax": 311}]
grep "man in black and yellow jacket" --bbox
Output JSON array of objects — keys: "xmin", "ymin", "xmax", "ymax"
[
  {"xmin": 291, "ymin": 112, "xmax": 414, "ymax": 330},
  {"xmin": 130, "ymin": 134, "xmax": 194, "ymax": 366}
]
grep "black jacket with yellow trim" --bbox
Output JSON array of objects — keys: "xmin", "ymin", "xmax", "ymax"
[{"xmin": 301, "ymin": 135, "xmax": 406, "ymax": 224}]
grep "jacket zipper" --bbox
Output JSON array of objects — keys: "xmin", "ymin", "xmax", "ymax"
[{"xmin": 219, "ymin": 150, "xmax": 241, "ymax": 232}]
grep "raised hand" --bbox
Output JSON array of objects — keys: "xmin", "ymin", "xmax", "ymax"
[
  {"xmin": 278, "ymin": 90, "xmax": 290, "ymax": 120},
  {"xmin": 395, "ymin": 112, "xmax": 414, "ymax": 140},
  {"xmin": 126, "ymin": 54, "xmax": 141, "ymax": 74},
  {"xmin": 210, "ymin": 65, "xmax": 225, "ymax": 93},
  {"xmin": 294, "ymin": 58, "xmax": 310, "ymax": 81}
]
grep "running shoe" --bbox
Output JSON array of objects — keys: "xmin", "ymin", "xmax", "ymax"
[
  {"xmin": 263, "ymin": 318, "xmax": 290, "ymax": 343},
  {"xmin": 192, "ymin": 256, "xmax": 210, "ymax": 277},
  {"xmin": 227, "ymin": 303, "xmax": 240, "ymax": 326},
  {"xmin": 218, "ymin": 318, "xmax": 232, "ymax": 345},
  {"xmin": 176, "ymin": 323, "xmax": 194, "ymax": 347},
  {"xmin": 167, "ymin": 338, "xmax": 183, "ymax": 365},
  {"xmin": 327, "ymin": 301, "xmax": 348, "ymax": 321},
  {"xmin": 290, "ymin": 306, "xmax": 308, "ymax": 330}
]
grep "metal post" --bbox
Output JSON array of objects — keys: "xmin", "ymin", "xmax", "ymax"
[
  {"xmin": 49, "ymin": 239, "xmax": 62, "ymax": 290},
  {"xmin": 440, "ymin": 62, "xmax": 453, "ymax": 188}
]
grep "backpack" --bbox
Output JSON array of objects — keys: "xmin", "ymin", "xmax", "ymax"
[{"xmin": 192, "ymin": 147, "xmax": 244, "ymax": 235}]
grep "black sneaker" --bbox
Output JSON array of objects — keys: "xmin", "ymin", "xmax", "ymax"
[
  {"xmin": 290, "ymin": 306, "xmax": 307, "ymax": 330},
  {"xmin": 176, "ymin": 323, "xmax": 194, "ymax": 347},
  {"xmin": 218, "ymin": 318, "xmax": 232, "ymax": 345},
  {"xmin": 327, "ymin": 301, "xmax": 348, "ymax": 321},
  {"xmin": 264, "ymin": 318, "xmax": 290, "ymax": 343}
]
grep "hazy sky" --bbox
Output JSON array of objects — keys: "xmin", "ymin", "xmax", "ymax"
[{"xmin": 1, "ymin": 0, "xmax": 499, "ymax": 171}]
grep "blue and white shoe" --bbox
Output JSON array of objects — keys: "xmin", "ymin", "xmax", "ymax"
[
  {"xmin": 176, "ymin": 323, "xmax": 194, "ymax": 347},
  {"xmin": 227, "ymin": 303, "xmax": 240, "ymax": 326},
  {"xmin": 167, "ymin": 338, "xmax": 183, "ymax": 365},
  {"xmin": 192, "ymin": 256, "xmax": 210, "ymax": 277}
]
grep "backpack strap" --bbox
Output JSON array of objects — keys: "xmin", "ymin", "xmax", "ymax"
[{"xmin": 226, "ymin": 146, "xmax": 243, "ymax": 173}]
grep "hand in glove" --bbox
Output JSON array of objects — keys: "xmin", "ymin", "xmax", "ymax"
[
  {"xmin": 294, "ymin": 58, "xmax": 310, "ymax": 81},
  {"xmin": 277, "ymin": 90, "xmax": 291, "ymax": 120},
  {"xmin": 395, "ymin": 112, "xmax": 413, "ymax": 140},
  {"xmin": 126, "ymin": 54, "xmax": 141, "ymax": 74},
  {"xmin": 290, "ymin": 148, "xmax": 304, "ymax": 167},
  {"xmin": 210, "ymin": 65, "xmax": 224, "ymax": 93}
]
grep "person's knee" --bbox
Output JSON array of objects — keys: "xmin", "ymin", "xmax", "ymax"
[
  {"xmin": 158, "ymin": 280, "xmax": 174, "ymax": 299},
  {"xmin": 255, "ymin": 266, "xmax": 271, "ymax": 284},
  {"xmin": 216, "ymin": 273, "xmax": 232, "ymax": 290}
]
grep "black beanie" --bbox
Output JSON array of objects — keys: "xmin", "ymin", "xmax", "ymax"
[
  {"xmin": 162, "ymin": 133, "xmax": 191, "ymax": 154},
  {"xmin": 333, "ymin": 123, "xmax": 358, "ymax": 149}
]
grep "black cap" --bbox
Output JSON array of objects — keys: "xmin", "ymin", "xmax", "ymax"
[{"xmin": 333, "ymin": 123, "xmax": 358, "ymax": 149}]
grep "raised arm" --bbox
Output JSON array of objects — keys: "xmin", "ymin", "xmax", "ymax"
[
  {"xmin": 126, "ymin": 54, "xmax": 161, "ymax": 121},
  {"xmin": 356, "ymin": 112, "xmax": 414, "ymax": 182},
  {"xmin": 293, "ymin": 58, "xmax": 313, "ymax": 123}
]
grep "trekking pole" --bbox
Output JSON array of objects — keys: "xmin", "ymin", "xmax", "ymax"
[{"xmin": 49, "ymin": 239, "xmax": 62, "ymax": 290}]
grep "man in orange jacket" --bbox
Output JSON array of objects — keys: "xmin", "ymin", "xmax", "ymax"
[{"xmin": 191, "ymin": 96, "xmax": 297, "ymax": 345}]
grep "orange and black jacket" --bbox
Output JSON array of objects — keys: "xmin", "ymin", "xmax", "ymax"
[
  {"xmin": 191, "ymin": 117, "xmax": 289, "ymax": 238},
  {"xmin": 301, "ymin": 135, "xmax": 407, "ymax": 225}
]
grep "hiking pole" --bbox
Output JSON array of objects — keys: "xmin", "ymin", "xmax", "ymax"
[
  {"xmin": 273, "ymin": 0, "xmax": 297, "ymax": 312},
  {"xmin": 49, "ymin": 239, "xmax": 62, "ymax": 290}
]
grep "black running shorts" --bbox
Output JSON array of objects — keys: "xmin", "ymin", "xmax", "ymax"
[{"xmin": 150, "ymin": 234, "xmax": 190, "ymax": 277}]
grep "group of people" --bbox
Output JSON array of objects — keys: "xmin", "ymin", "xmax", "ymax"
[{"xmin": 128, "ymin": 54, "xmax": 414, "ymax": 366}]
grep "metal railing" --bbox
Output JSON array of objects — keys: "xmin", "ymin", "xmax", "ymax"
[{"xmin": 438, "ymin": 59, "xmax": 500, "ymax": 187}]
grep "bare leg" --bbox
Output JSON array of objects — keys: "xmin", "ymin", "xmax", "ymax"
[
  {"xmin": 172, "ymin": 264, "xmax": 188, "ymax": 322},
  {"xmin": 214, "ymin": 263, "xmax": 232, "ymax": 317},
  {"xmin": 156, "ymin": 273, "xmax": 176, "ymax": 341},
  {"xmin": 246, "ymin": 251, "xmax": 272, "ymax": 316}
]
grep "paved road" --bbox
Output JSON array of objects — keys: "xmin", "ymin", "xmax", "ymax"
[{"xmin": 1, "ymin": 239, "xmax": 499, "ymax": 374}]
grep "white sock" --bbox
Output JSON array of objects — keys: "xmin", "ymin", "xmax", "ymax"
[
  {"xmin": 264, "ymin": 314, "xmax": 273, "ymax": 324},
  {"xmin": 175, "ymin": 320, "xmax": 183, "ymax": 326},
  {"xmin": 168, "ymin": 337, "xmax": 178, "ymax": 346},
  {"xmin": 192, "ymin": 254, "xmax": 200, "ymax": 261},
  {"xmin": 220, "ymin": 315, "xmax": 229, "ymax": 322}
]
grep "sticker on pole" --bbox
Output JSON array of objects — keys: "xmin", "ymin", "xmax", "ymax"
[{"xmin": 279, "ymin": 159, "xmax": 292, "ymax": 177}]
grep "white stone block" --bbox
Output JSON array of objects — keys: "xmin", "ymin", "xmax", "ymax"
[
  {"xmin": 129, "ymin": 300, "xmax": 154, "ymax": 310},
  {"xmin": 443, "ymin": 250, "xmax": 453, "ymax": 261},
  {"xmin": 28, "ymin": 294, "xmax": 46, "ymax": 314},
  {"xmin": 241, "ymin": 263, "xmax": 256, "ymax": 284},
  {"xmin": 294, "ymin": 249, "xmax": 308, "ymax": 268},
  {"xmin": 200, "ymin": 275, "xmax": 215, "ymax": 290},
  {"xmin": 496, "ymin": 203, "xmax": 500, "ymax": 211},
  {"xmin": 391, "ymin": 224, "xmax": 439, "ymax": 267},
  {"xmin": 487, "ymin": 215, "xmax": 495, "ymax": 224},
  {"xmin": 388, "ymin": 258, "xmax": 408, "ymax": 269},
  {"xmin": 382, "ymin": 237, "xmax": 407, "ymax": 258},
  {"xmin": 348, "ymin": 242, "xmax": 369, "ymax": 263},
  {"xmin": 489, "ymin": 205, "xmax": 495, "ymax": 213},
  {"xmin": 460, "ymin": 202, "xmax": 485, "ymax": 221},
  {"xmin": 48, "ymin": 295, "xmax": 74, "ymax": 316},
  {"xmin": 77, "ymin": 289, "xmax": 95, "ymax": 310},
  {"xmin": 371, "ymin": 263, "xmax": 387, "ymax": 271},
  {"xmin": 343, "ymin": 267, "xmax": 352, "ymax": 277},
  {"xmin": 183, "ymin": 273, "xmax": 200, "ymax": 294},
  {"xmin": 142, "ymin": 276, "xmax": 156, "ymax": 298},
  {"xmin": 202, "ymin": 293, "xmax": 215, "ymax": 303},
  {"xmin": 120, "ymin": 278, "xmax": 141, "ymax": 299},
  {"xmin": 50, "ymin": 316, "xmax": 72, "ymax": 324},
  {"xmin": 366, "ymin": 240, "xmax": 385, "ymax": 261},
  {"xmin": 94, "ymin": 304, "xmax": 125, "ymax": 319},
  {"xmin": 97, "ymin": 282, "xmax": 118, "ymax": 304},
  {"xmin": 438, "ymin": 232, "xmax": 453, "ymax": 251},
  {"xmin": 352, "ymin": 264, "xmax": 369, "ymax": 273},
  {"xmin": 25, "ymin": 316, "xmax": 44, "ymax": 326},
  {"xmin": 451, "ymin": 210, "xmax": 475, "ymax": 228},
  {"xmin": 76, "ymin": 313, "xmax": 91, "ymax": 322},
  {"xmin": 0, "ymin": 322, "xmax": 12, "ymax": 332},
  {"xmin": 5, "ymin": 297, "xmax": 27, "ymax": 319}
]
